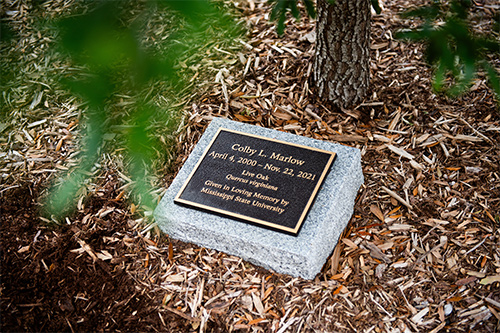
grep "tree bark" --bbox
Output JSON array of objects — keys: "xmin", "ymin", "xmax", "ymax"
[{"xmin": 313, "ymin": 0, "xmax": 371, "ymax": 108}]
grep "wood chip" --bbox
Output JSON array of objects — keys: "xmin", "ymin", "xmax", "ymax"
[
  {"xmin": 386, "ymin": 144, "xmax": 415, "ymax": 159},
  {"xmin": 363, "ymin": 241, "xmax": 392, "ymax": 264},
  {"xmin": 381, "ymin": 186, "xmax": 412, "ymax": 209}
]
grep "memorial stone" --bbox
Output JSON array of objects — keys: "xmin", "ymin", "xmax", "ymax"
[{"xmin": 154, "ymin": 117, "xmax": 364, "ymax": 279}]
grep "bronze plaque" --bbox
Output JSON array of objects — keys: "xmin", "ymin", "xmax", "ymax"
[{"xmin": 174, "ymin": 128, "xmax": 336, "ymax": 235}]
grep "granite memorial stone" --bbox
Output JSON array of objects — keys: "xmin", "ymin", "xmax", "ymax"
[{"xmin": 154, "ymin": 117, "xmax": 363, "ymax": 279}]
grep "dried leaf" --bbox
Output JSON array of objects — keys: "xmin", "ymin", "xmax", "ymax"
[
  {"xmin": 411, "ymin": 307, "xmax": 429, "ymax": 324},
  {"xmin": 96, "ymin": 250, "xmax": 113, "ymax": 261},
  {"xmin": 251, "ymin": 293, "xmax": 264, "ymax": 316},
  {"xmin": 341, "ymin": 238, "xmax": 358, "ymax": 249},
  {"xmin": 364, "ymin": 241, "xmax": 391, "ymax": 264},
  {"xmin": 165, "ymin": 274, "xmax": 184, "ymax": 282},
  {"xmin": 467, "ymin": 271, "xmax": 486, "ymax": 278},
  {"xmin": 381, "ymin": 186, "xmax": 412, "ymax": 210},
  {"xmin": 370, "ymin": 204, "xmax": 384, "ymax": 222},
  {"xmin": 16, "ymin": 243, "xmax": 31, "ymax": 253},
  {"xmin": 386, "ymin": 144, "xmax": 414, "ymax": 159},
  {"xmin": 480, "ymin": 275, "xmax": 500, "ymax": 285},
  {"xmin": 168, "ymin": 242, "xmax": 173, "ymax": 261},
  {"xmin": 248, "ymin": 317, "xmax": 265, "ymax": 325},
  {"xmin": 455, "ymin": 277, "xmax": 477, "ymax": 286},
  {"xmin": 447, "ymin": 296, "xmax": 463, "ymax": 302}
]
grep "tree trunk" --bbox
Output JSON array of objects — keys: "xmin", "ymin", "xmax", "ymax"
[{"xmin": 313, "ymin": 0, "xmax": 371, "ymax": 108}]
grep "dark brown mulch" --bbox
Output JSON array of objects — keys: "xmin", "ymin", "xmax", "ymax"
[{"xmin": 0, "ymin": 185, "xmax": 188, "ymax": 332}]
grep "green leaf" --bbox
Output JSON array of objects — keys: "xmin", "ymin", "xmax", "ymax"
[
  {"xmin": 400, "ymin": 4, "xmax": 440, "ymax": 20},
  {"xmin": 290, "ymin": 0, "xmax": 300, "ymax": 20},
  {"xmin": 269, "ymin": 0, "xmax": 285, "ymax": 21},
  {"xmin": 450, "ymin": 0, "xmax": 471, "ymax": 19},
  {"xmin": 481, "ymin": 61, "xmax": 500, "ymax": 100},
  {"xmin": 303, "ymin": 0, "xmax": 316, "ymax": 19},
  {"xmin": 477, "ymin": 38, "xmax": 500, "ymax": 55},
  {"xmin": 0, "ymin": 123, "xmax": 7, "ymax": 135},
  {"xmin": 45, "ymin": 172, "xmax": 86, "ymax": 219},
  {"xmin": 43, "ymin": 0, "xmax": 245, "ymax": 217},
  {"xmin": 0, "ymin": 20, "xmax": 16, "ymax": 42},
  {"xmin": 161, "ymin": 0, "xmax": 215, "ymax": 23},
  {"xmin": 449, "ymin": 60, "xmax": 476, "ymax": 97},
  {"xmin": 395, "ymin": 30, "xmax": 427, "ymax": 42},
  {"xmin": 45, "ymin": 107, "xmax": 106, "ymax": 217},
  {"xmin": 268, "ymin": 0, "xmax": 318, "ymax": 35},
  {"xmin": 432, "ymin": 62, "xmax": 446, "ymax": 92},
  {"xmin": 277, "ymin": 10, "xmax": 286, "ymax": 35},
  {"xmin": 371, "ymin": 0, "xmax": 382, "ymax": 14},
  {"xmin": 127, "ymin": 105, "xmax": 156, "ymax": 210},
  {"xmin": 397, "ymin": 0, "xmax": 499, "ymax": 103}
]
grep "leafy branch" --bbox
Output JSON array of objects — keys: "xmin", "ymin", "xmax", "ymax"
[
  {"xmin": 396, "ymin": 0, "xmax": 500, "ymax": 100},
  {"xmin": 45, "ymin": 0, "xmax": 242, "ymax": 218}
]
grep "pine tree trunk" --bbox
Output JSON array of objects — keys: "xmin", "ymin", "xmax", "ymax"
[{"xmin": 312, "ymin": 0, "xmax": 371, "ymax": 108}]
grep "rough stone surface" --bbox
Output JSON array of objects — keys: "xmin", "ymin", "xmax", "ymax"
[{"xmin": 154, "ymin": 117, "xmax": 364, "ymax": 279}]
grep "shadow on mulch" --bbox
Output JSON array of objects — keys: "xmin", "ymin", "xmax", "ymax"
[{"xmin": 0, "ymin": 185, "xmax": 188, "ymax": 332}]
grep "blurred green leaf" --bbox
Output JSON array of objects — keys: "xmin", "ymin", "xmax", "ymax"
[
  {"xmin": 303, "ymin": 0, "xmax": 316, "ymax": 18},
  {"xmin": 400, "ymin": 1, "xmax": 440, "ymax": 20},
  {"xmin": 397, "ymin": 0, "xmax": 500, "ymax": 102},
  {"xmin": 46, "ymin": 107, "xmax": 106, "ymax": 216},
  {"xmin": 45, "ymin": 0, "xmax": 243, "ymax": 218},
  {"xmin": 269, "ymin": 0, "xmax": 317, "ymax": 35},
  {"xmin": 0, "ymin": 20, "xmax": 16, "ymax": 42},
  {"xmin": 481, "ymin": 61, "xmax": 500, "ymax": 97},
  {"xmin": 371, "ymin": 0, "xmax": 382, "ymax": 14},
  {"xmin": 126, "ymin": 104, "xmax": 156, "ymax": 211}
]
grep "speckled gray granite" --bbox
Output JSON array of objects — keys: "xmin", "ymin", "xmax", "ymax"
[{"xmin": 154, "ymin": 117, "xmax": 363, "ymax": 280}]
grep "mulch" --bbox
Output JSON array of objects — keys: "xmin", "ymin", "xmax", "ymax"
[
  {"xmin": 1, "ymin": 0, "xmax": 499, "ymax": 332},
  {"xmin": 1, "ymin": 186, "xmax": 162, "ymax": 332}
]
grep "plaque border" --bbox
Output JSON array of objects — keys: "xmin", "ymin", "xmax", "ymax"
[{"xmin": 174, "ymin": 127, "xmax": 336, "ymax": 235}]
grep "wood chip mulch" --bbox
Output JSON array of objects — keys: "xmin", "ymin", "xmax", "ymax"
[{"xmin": 1, "ymin": 0, "xmax": 499, "ymax": 332}]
